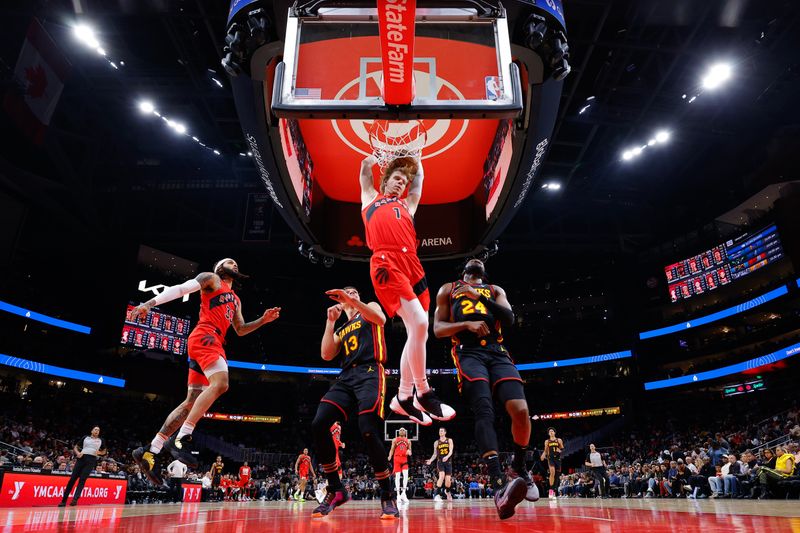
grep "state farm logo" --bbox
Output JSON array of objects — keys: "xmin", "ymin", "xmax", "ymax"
[
  {"xmin": 331, "ymin": 65, "xmax": 469, "ymax": 160},
  {"xmin": 11, "ymin": 481, "xmax": 25, "ymax": 500}
]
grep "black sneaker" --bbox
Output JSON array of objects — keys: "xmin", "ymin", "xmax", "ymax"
[
  {"xmin": 69, "ymin": 500, "xmax": 78, "ymax": 506},
  {"xmin": 380, "ymin": 491, "xmax": 399, "ymax": 520},
  {"xmin": 494, "ymin": 477, "xmax": 527, "ymax": 520},
  {"xmin": 312, "ymin": 488, "xmax": 350, "ymax": 517},
  {"xmin": 389, "ymin": 395, "xmax": 432, "ymax": 426},
  {"xmin": 57, "ymin": 501, "xmax": 66, "ymax": 507},
  {"xmin": 166, "ymin": 434, "xmax": 199, "ymax": 468},
  {"xmin": 413, "ymin": 390, "xmax": 455, "ymax": 421},
  {"xmin": 133, "ymin": 446, "xmax": 163, "ymax": 486},
  {"xmin": 510, "ymin": 467, "xmax": 540, "ymax": 502}
]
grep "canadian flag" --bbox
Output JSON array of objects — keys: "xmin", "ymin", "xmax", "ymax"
[{"xmin": 3, "ymin": 18, "xmax": 71, "ymax": 144}]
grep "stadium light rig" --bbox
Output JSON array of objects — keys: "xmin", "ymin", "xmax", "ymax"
[
  {"xmin": 137, "ymin": 99, "xmax": 221, "ymax": 155},
  {"xmin": 72, "ymin": 23, "xmax": 122, "ymax": 70},
  {"xmin": 621, "ymin": 129, "xmax": 671, "ymax": 162},
  {"xmin": 541, "ymin": 182, "xmax": 562, "ymax": 191}
]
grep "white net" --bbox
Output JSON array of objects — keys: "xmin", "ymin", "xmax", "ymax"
[{"xmin": 368, "ymin": 120, "xmax": 428, "ymax": 171}]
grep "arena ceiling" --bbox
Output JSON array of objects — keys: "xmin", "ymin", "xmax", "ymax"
[{"xmin": 1, "ymin": 0, "xmax": 799, "ymax": 260}]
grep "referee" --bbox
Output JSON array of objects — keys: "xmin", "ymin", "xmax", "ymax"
[
  {"xmin": 584, "ymin": 443, "xmax": 610, "ymax": 498},
  {"xmin": 58, "ymin": 426, "xmax": 107, "ymax": 507}
]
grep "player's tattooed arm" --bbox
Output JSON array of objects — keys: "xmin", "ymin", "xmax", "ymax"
[
  {"xmin": 232, "ymin": 304, "xmax": 281, "ymax": 336},
  {"xmin": 195, "ymin": 271, "xmax": 220, "ymax": 292},
  {"xmin": 432, "ymin": 283, "xmax": 490, "ymax": 338}
]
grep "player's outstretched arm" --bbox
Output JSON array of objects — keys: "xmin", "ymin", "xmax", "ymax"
[
  {"xmin": 321, "ymin": 304, "xmax": 343, "ymax": 361},
  {"xmin": 232, "ymin": 305, "xmax": 280, "ymax": 336},
  {"xmin": 360, "ymin": 155, "xmax": 379, "ymax": 208},
  {"xmin": 432, "ymin": 283, "xmax": 490, "ymax": 338},
  {"xmin": 387, "ymin": 439, "xmax": 396, "ymax": 461},
  {"xmin": 131, "ymin": 272, "xmax": 217, "ymax": 319},
  {"xmin": 326, "ymin": 289, "xmax": 386, "ymax": 326},
  {"xmin": 406, "ymin": 156, "xmax": 424, "ymax": 216}
]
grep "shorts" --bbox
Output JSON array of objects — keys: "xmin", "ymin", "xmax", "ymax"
[
  {"xmin": 452, "ymin": 344, "xmax": 523, "ymax": 399},
  {"xmin": 239, "ymin": 478, "xmax": 250, "ymax": 488},
  {"xmin": 212, "ymin": 475, "xmax": 221, "ymax": 488},
  {"xmin": 393, "ymin": 459, "xmax": 409, "ymax": 472},
  {"xmin": 187, "ymin": 332, "xmax": 228, "ymax": 387},
  {"xmin": 320, "ymin": 364, "xmax": 386, "ymax": 420},
  {"xmin": 370, "ymin": 250, "xmax": 429, "ymax": 317},
  {"xmin": 437, "ymin": 461, "xmax": 453, "ymax": 475},
  {"xmin": 299, "ymin": 470, "xmax": 309, "ymax": 480},
  {"xmin": 548, "ymin": 458, "xmax": 562, "ymax": 471}
]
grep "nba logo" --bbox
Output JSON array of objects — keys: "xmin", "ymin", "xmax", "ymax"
[{"xmin": 485, "ymin": 76, "xmax": 502, "ymax": 101}]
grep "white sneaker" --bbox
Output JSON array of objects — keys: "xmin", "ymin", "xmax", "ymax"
[
  {"xmin": 548, "ymin": 489, "xmax": 556, "ymax": 500},
  {"xmin": 434, "ymin": 495, "xmax": 443, "ymax": 501}
]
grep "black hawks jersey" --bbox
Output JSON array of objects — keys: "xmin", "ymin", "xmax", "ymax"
[
  {"xmin": 335, "ymin": 313, "xmax": 387, "ymax": 368},
  {"xmin": 450, "ymin": 280, "xmax": 503, "ymax": 347},
  {"xmin": 437, "ymin": 439, "xmax": 451, "ymax": 460}
]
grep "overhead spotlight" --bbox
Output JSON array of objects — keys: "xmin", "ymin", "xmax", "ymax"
[
  {"xmin": 170, "ymin": 122, "xmax": 187, "ymax": 135},
  {"xmin": 96, "ymin": 47, "xmax": 106, "ymax": 56},
  {"xmin": 211, "ymin": 77, "xmax": 224, "ymax": 88},
  {"xmin": 621, "ymin": 150, "xmax": 634, "ymax": 161},
  {"xmin": 542, "ymin": 182, "xmax": 561, "ymax": 190},
  {"xmin": 323, "ymin": 256, "xmax": 335, "ymax": 268},
  {"xmin": 632, "ymin": 146, "xmax": 643, "ymax": 156},
  {"xmin": 247, "ymin": 151, "xmax": 253, "ymax": 157},
  {"xmin": 73, "ymin": 24, "xmax": 100, "ymax": 49},
  {"xmin": 647, "ymin": 139, "xmax": 657, "ymax": 146},
  {"xmin": 701, "ymin": 62, "xmax": 732, "ymax": 90},
  {"xmin": 137, "ymin": 100, "xmax": 155, "ymax": 115},
  {"xmin": 239, "ymin": 152, "xmax": 246, "ymax": 156},
  {"xmin": 688, "ymin": 96, "xmax": 697, "ymax": 103},
  {"xmin": 213, "ymin": 150, "xmax": 221, "ymax": 155},
  {"xmin": 655, "ymin": 130, "xmax": 670, "ymax": 143}
]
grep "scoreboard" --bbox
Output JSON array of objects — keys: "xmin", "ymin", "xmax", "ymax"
[
  {"xmin": 121, "ymin": 303, "xmax": 191, "ymax": 356},
  {"xmin": 664, "ymin": 224, "xmax": 784, "ymax": 303}
]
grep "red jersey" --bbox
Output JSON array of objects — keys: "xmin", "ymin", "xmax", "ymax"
[
  {"xmin": 297, "ymin": 454, "xmax": 311, "ymax": 472},
  {"xmin": 393, "ymin": 437, "xmax": 410, "ymax": 459},
  {"xmin": 362, "ymin": 194, "xmax": 417, "ymax": 252},
  {"xmin": 239, "ymin": 466, "xmax": 251, "ymax": 481},
  {"xmin": 192, "ymin": 283, "xmax": 240, "ymax": 341}
]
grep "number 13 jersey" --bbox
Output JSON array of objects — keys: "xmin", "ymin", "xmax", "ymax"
[{"xmin": 335, "ymin": 313, "xmax": 387, "ymax": 368}]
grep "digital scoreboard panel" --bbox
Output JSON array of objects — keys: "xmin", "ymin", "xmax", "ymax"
[
  {"xmin": 665, "ymin": 224, "xmax": 784, "ymax": 303},
  {"xmin": 121, "ymin": 303, "xmax": 191, "ymax": 356},
  {"xmin": 722, "ymin": 379, "xmax": 766, "ymax": 398}
]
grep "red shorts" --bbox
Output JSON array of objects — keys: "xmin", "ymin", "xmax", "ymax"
[
  {"xmin": 239, "ymin": 478, "xmax": 250, "ymax": 488},
  {"xmin": 187, "ymin": 332, "xmax": 227, "ymax": 387},
  {"xmin": 393, "ymin": 458, "xmax": 409, "ymax": 472},
  {"xmin": 299, "ymin": 469, "xmax": 309, "ymax": 480},
  {"xmin": 369, "ymin": 250, "xmax": 429, "ymax": 317}
]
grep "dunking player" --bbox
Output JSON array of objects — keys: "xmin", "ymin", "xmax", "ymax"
[
  {"xmin": 425, "ymin": 428, "xmax": 454, "ymax": 501},
  {"xmin": 433, "ymin": 258, "xmax": 538, "ymax": 519},
  {"xmin": 330, "ymin": 421, "xmax": 345, "ymax": 478},
  {"xmin": 294, "ymin": 448, "xmax": 316, "ymax": 502},
  {"xmin": 387, "ymin": 427, "xmax": 412, "ymax": 502},
  {"xmin": 131, "ymin": 259, "xmax": 280, "ymax": 482},
  {"xmin": 541, "ymin": 427, "xmax": 564, "ymax": 499},
  {"xmin": 310, "ymin": 286, "xmax": 399, "ymax": 519},
  {"xmin": 359, "ymin": 154, "xmax": 454, "ymax": 424}
]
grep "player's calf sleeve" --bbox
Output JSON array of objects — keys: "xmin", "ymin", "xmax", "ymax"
[
  {"xmin": 470, "ymin": 393, "xmax": 499, "ymax": 455},
  {"xmin": 358, "ymin": 414, "xmax": 392, "ymax": 491}
]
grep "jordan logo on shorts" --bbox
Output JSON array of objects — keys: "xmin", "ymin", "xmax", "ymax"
[{"xmin": 375, "ymin": 268, "xmax": 389, "ymax": 285}]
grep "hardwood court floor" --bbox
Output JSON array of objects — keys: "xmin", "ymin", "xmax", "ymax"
[{"xmin": 2, "ymin": 497, "xmax": 799, "ymax": 532}]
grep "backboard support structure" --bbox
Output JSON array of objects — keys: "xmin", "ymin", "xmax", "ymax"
[
  {"xmin": 272, "ymin": 4, "xmax": 522, "ymax": 119},
  {"xmin": 385, "ymin": 419, "xmax": 420, "ymax": 441}
]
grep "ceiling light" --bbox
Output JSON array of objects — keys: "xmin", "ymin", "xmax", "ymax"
[
  {"xmin": 701, "ymin": 62, "xmax": 733, "ymax": 90},
  {"xmin": 96, "ymin": 47, "xmax": 106, "ymax": 56},
  {"xmin": 172, "ymin": 122, "xmax": 187, "ymax": 135},
  {"xmin": 138, "ymin": 100, "xmax": 155, "ymax": 114},
  {"xmin": 73, "ymin": 24, "xmax": 100, "ymax": 49},
  {"xmin": 632, "ymin": 146, "xmax": 643, "ymax": 156},
  {"xmin": 621, "ymin": 150, "xmax": 634, "ymax": 161},
  {"xmin": 213, "ymin": 150, "xmax": 221, "ymax": 155},
  {"xmin": 655, "ymin": 130, "xmax": 670, "ymax": 143},
  {"xmin": 647, "ymin": 139, "xmax": 657, "ymax": 146}
]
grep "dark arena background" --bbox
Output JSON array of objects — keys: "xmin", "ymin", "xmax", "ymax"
[{"xmin": 1, "ymin": 0, "xmax": 800, "ymax": 531}]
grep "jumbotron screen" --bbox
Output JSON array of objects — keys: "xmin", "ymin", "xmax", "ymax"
[
  {"xmin": 664, "ymin": 224, "xmax": 784, "ymax": 303},
  {"xmin": 121, "ymin": 303, "xmax": 191, "ymax": 356}
]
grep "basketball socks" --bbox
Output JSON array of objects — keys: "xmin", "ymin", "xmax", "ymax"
[
  {"xmin": 414, "ymin": 377, "xmax": 431, "ymax": 395},
  {"xmin": 512, "ymin": 444, "xmax": 528, "ymax": 474},
  {"xmin": 486, "ymin": 454, "xmax": 504, "ymax": 489},
  {"xmin": 177, "ymin": 421, "xmax": 195, "ymax": 440},
  {"xmin": 149, "ymin": 432, "xmax": 167, "ymax": 454}
]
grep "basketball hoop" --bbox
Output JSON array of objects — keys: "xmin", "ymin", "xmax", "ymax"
[{"xmin": 368, "ymin": 120, "xmax": 428, "ymax": 171}]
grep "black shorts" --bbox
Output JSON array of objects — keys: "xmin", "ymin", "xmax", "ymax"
[
  {"xmin": 437, "ymin": 460, "xmax": 453, "ymax": 475},
  {"xmin": 548, "ymin": 458, "xmax": 562, "ymax": 471},
  {"xmin": 212, "ymin": 475, "xmax": 221, "ymax": 488},
  {"xmin": 452, "ymin": 344, "xmax": 524, "ymax": 400},
  {"xmin": 320, "ymin": 364, "xmax": 386, "ymax": 420}
]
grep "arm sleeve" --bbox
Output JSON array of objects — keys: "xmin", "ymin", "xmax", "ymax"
[
  {"xmin": 152, "ymin": 279, "xmax": 202, "ymax": 306},
  {"xmin": 478, "ymin": 295, "xmax": 514, "ymax": 327}
]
